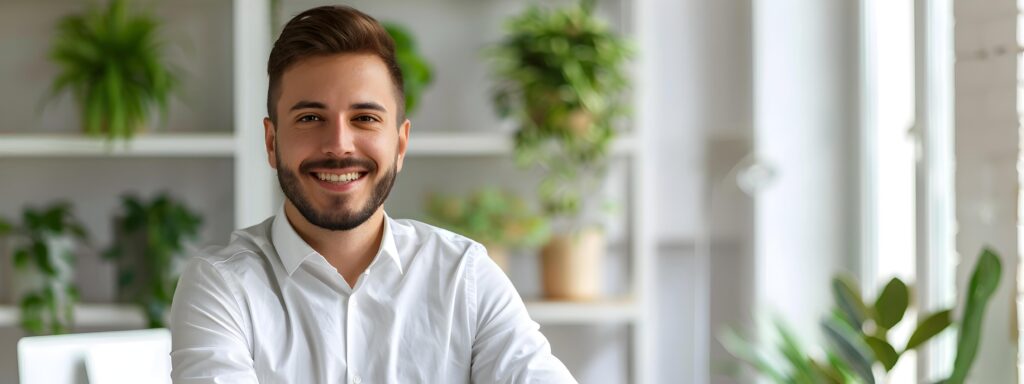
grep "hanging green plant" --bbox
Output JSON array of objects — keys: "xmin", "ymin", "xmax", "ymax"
[
  {"xmin": 488, "ymin": 0, "xmax": 632, "ymax": 224},
  {"xmin": 46, "ymin": 0, "xmax": 178, "ymax": 140},
  {"xmin": 5, "ymin": 202, "xmax": 89, "ymax": 335},
  {"xmin": 104, "ymin": 193, "xmax": 201, "ymax": 328},
  {"xmin": 384, "ymin": 22, "xmax": 433, "ymax": 116}
]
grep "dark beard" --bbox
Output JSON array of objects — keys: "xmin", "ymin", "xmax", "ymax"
[{"xmin": 276, "ymin": 149, "xmax": 398, "ymax": 231}]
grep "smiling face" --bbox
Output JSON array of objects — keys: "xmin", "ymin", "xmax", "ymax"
[{"xmin": 264, "ymin": 53, "xmax": 410, "ymax": 231}]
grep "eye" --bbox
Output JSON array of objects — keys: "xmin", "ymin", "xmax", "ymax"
[
  {"xmin": 353, "ymin": 115, "xmax": 381, "ymax": 123},
  {"xmin": 297, "ymin": 114, "xmax": 322, "ymax": 123}
]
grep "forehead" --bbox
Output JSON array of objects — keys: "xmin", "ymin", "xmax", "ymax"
[{"xmin": 277, "ymin": 53, "xmax": 397, "ymax": 111}]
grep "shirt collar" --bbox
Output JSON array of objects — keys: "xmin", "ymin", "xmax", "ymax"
[{"xmin": 271, "ymin": 205, "xmax": 403, "ymax": 276}]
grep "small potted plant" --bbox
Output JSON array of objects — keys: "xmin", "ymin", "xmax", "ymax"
[
  {"xmin": 46, "ymin": 0, "xmax": 178, "ymax": 140},
  {"xmin": 105, "ymin": 193, "xmax": 201, "ymax": 328},
  {"xmin": 2, "ymin": 202, "xmax": 88, "ymax": 335},
  {"xmin": 424, "ymin": 188, "xmax": 549, "ymax": 271},
  {"xmin": 489, "ymin": 0, "xmax": 631, "ymax": 300}
]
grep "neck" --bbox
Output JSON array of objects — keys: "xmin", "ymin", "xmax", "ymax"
[{"xmin": 283, "ymin": 202, "xmax": 385, "ymax": 286}]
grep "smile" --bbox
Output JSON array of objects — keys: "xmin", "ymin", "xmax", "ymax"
[{"xmin": 314, "ymin": 171, "xmax": 365, "ymax": 184}]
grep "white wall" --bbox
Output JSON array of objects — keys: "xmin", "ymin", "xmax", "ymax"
[
  {"xmin": 751, "ymin": 0, "xmax": 861, "ymax": 342},
  {"xmin": 953, "ymin": 0, "xmax": 1020, "ymax": 381}
]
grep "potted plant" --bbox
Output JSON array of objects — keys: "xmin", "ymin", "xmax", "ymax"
[
  {"xmin": 489, "ymin": 0, "xmax": 631, "ymax": 300},
  {"xmin": 424, "ymin": 188, "xmax": 550, "ymax": 271},
  {"xmin": 104, "ymin": 193, "xmax": 201, "ymax": 328},
  {"xmin": 721, "ymin": 248, "xmax": 1003, "ymax": 384},
  {"xmin": 46, "ymin": 0, "xmax": 178, "ymax": 140},
  {"xmin": 2, "ymin": 202, "xmax": 88, "ymax": 335}
]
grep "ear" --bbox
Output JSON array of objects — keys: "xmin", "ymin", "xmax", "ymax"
[
  {"xmin": 264, "ymin": 117, "xmax": 278, "ymax": 169},
  {"xmin": 395, "ymin": 119, "xmax": 411, "ymax": 173}
]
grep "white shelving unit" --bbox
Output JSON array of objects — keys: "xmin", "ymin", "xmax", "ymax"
[
  {"xmin": 0, "ymin": 133, "xmax": 236, "ymax": 157},
  {"xmin": 0, "ymin": 305, "xmax": 147, "ymax": 329},
  {"xmin": 0, "ymin": 132, "xmax": 637, "ymax": 158},
  {"xmin": 0, "ymin": 0, "xmax": 653, "ymax": 382}
]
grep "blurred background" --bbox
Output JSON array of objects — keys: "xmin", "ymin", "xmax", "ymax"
[{"xmin": 0, "ymin": 0, "xmax": 1020, "ymax": 383}]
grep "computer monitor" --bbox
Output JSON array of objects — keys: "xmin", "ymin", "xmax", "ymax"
[{"xmin": 17, "ymin": 328, "xmax": 171, "ymax": 384}]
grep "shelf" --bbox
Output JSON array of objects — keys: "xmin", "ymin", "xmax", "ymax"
[
  {"xmin": 0, "ymin": 131, "xmax": 637, "ymax": 158},
  {"xmin": 407, "ymin": 131, "xmax": 637, "ymax": 156},
  {"xmin": 0, "ymin": 304, "xmax": 147, "ymax": 329},
  {"xmin": 0, "ymin": 133, "xmax": 236, "ymax": 157},
  {"xmin": 525, "ymin": 299, "xmax": 638, "ymax": 324}
]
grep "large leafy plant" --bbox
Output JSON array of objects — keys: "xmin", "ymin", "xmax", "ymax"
[
  {"xmin": 723, "ymin": 248, "xmax": 1003, "ymax": 383},
  {"xmin": 47, "ymin": 0, "xmax": 177, "ymax": 139},
  {"xmin": 489, "ymin": 0, "xmax": 631, "ymax": 226},
  {"xmin": 424, "ymin": 188, "xmax": 549, "ymax": 249},
  {"xmin": 104, "ymin": 193, "xmax": 201, "ymax": 328},
  {"xmin": 3, "ymin": 203, "xmax": 89, "ymax": 335}
]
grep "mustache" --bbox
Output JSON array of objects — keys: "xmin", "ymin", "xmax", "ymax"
[{"xmin": 299, "ymin": 157, "xmax": 377, "ymax": 173}]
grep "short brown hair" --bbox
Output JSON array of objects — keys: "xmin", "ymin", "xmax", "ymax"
[{"xmin": 267, "ymin": 5, "xmax": 405, "ymax": 124}]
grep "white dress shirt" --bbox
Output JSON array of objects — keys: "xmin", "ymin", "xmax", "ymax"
[{"xmin": 169, "ymin": 206, "xmax": 575, "ymax": 383}]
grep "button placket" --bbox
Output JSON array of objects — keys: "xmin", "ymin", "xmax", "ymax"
[{"xmin": 346, "ymin": 292, "xmax": 359, "ymax": 384}]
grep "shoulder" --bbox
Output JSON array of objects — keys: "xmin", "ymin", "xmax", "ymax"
[{"xmin": 388, "ymin": 218, "xmax": 487, "ymax": 264}]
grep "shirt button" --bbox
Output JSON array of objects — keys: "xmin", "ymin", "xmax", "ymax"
[{"xmin": 353, "ymin": 376, "xmax": 362, "ymax": 384}]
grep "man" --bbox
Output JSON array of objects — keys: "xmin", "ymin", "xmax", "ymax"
[{"xmin": 169, "ymin": 5, "xmax": 576, "ymax": 383}]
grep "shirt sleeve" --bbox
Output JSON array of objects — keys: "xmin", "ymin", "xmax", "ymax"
[
  {"xmin": 468, "ymin": 244, "xmax": 577, "ymax": 384},
  {"xmin": 169, "ymin": 257, "xmax": 259, "ymax": 384}
]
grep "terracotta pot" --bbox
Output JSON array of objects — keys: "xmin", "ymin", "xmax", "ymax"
[
  {"xmin": 481, "ymin": 242, "xmax": 510, "ymax": 273},
  {"xmin": 540, "ymin": 228, "xmax": 604, "ymax": 300}
]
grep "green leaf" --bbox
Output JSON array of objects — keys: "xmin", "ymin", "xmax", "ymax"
[
  {"xmin": 384, "ymin": 22, "xmax": 433, "ymax": 116},
  {"xmin": 13, "ymin": 249, "xmax": 30, "ymax": 268},
  {"xmin": 0, "ymin": 217, "xmax": 12, "ymax": 235},
  {"xmin": 873, "ymin": 278, "xmax": 909, "ymax": 330},
  {"xmin": 774, "ymin": 321, "xmax": 818, "ymax": 384},
  {"xmin": 905, "ymin": 309, "xmax": 952, "ymax": 351},
  {"xmin": 822, "ymin": 317, "xmax": 876, "ymax": 384},
  {"xmin": 864, "ymin": 335, "xmax": 900, "ymax": 371},
  {"xmin": 718, "ymin": 328, "xmax": 789, "ymax": 383},
  {"xmin": 947, "ymin": 248, "xmax": 1002, "ymax": 384},
  {"xmin": 32, "ymin": 241, "xmax": 57, "ymax": 276},
  {"xmin": 833, "ymin": 275, "xmax": 869, "ymax": 330}
]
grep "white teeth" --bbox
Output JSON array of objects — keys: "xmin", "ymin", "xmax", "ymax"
[{"xmin": 316, "ymin": 172, "xmax": 361, "ymax": 183}]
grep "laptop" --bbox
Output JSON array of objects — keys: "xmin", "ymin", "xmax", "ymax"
[{"xmin": 17, "ymin": 328, "xmax": 171, "ymax": 384}]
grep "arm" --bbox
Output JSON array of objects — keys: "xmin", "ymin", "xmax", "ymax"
[
  {"xmin": 169, "ymin": 257, "xmax": 258, "ymax": 383},
  {"xmin": 469, "ymin": 245, "xmax": 577, "ymax": 384}
]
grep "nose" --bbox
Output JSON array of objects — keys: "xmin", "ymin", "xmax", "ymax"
[{"xmin": 322, "ymin": 117, "xmax": 356, "ymax": 157}]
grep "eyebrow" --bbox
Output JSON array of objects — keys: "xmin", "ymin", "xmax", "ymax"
[
  {"xmin": 289, "ymin": 100, "xmax": 327, "ymax": 111},
  {"xmin": 350, "ymin": 102, "xmax": 388, "ymax": 113},
  {"xmin": 288, "ymin": 100, "xmax": 388, "ymax": 113}
]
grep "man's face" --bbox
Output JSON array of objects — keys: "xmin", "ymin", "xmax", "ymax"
[{"xmin": 264, "ymin": 53, "xmax": 410, "ymax": 231}]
